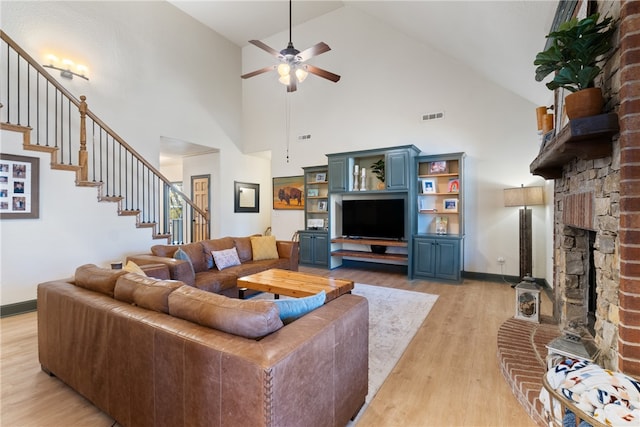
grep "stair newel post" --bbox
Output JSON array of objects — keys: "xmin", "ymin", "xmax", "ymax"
[{"xmin": 78, "ymin": 95, "xmax": 88, "ymax": 182}]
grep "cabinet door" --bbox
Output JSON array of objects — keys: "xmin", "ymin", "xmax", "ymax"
[
  {"xmin": 313, "ymin": 234, "xmax": 329, "ymax": 265},
  {"xmin": 299, "ymin": 233, "xmax": 314, "ymax": 265},
  {"xmin": 328, "ymin": 157, "xmax": 348, "ymax": 193},
  {"xmin": 386, "ymin": 150, "xmax": 409, "ymax": 191},
  {"xmin": 413, "ymin": 238, "xmax": 436, "ymax": 277},
  {"xmin": 434, "ymin": 238, "xmax": 461, "ymax": 281}
]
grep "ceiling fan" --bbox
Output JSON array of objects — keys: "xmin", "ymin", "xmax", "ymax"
[{"xmin": 240, "ymin": 0, "xmax": 341, "ymax": 92}]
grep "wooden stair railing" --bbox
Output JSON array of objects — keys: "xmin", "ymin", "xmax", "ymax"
[{"xmin": 0, "ymin": 30, "xmax": 209, "ymax": 243}]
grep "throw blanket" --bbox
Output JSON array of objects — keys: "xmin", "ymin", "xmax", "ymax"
[{"xmin": 540, "ymin": 358, "xmax": 640, "ymax": 426}]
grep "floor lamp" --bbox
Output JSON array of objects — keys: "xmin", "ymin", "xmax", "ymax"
[{"xmin": 504, "ymin": 185, "xmax": 544, "ymax": 280}]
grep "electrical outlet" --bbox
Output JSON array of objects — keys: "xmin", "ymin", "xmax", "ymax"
[{"xmin": 497, "ymin": 256, "xmax": 505, "ymax": 264}]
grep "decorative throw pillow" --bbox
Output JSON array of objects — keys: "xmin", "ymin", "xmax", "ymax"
[
  {"xmin": 212, "ymin": 248, "xmax": 241, "ymax": 270},
  {"xmin": 123, "ymin": 260, "xmax": 147, "ymax": 276},
  {"xmin": 250, "ymin": 235, "xmax": 279, "ymax": 261},
  {"xmin": 271, "ymin": 291, "xmax": 326, "ymax": 324},
  {"xmin": 174, "ymin": 248, "xmax": 195, "ymax": 275}
]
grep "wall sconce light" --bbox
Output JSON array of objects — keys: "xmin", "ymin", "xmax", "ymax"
[{"xmin": 42, "ymin": 54, "xmax": 89, "ymax": 81}]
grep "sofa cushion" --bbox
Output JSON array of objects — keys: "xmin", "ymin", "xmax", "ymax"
[
  {"xmin": 168, "ymin": 286, "xmax": 283, "ymax": 339},
  {"xmin": 193, "ymin": 269, "xmax": 237, "ymax": 293},
  {"xmin": 174, "ymin": 248, "xmax": 196, "ymax": 275},
  {"xmin": 212, "ymin": 248, "xmax": 241, "ymax": 270},
  {"xmin": 250, "ymin": 235, "xmax": 279, "ymax": 261},
  {"xmin": 202, "ymin": 237, "xmax": 235, "ymax": 270},
  {"xmin": 150, "ymin": 244, "xmax": 178, "ymax": 258},
  {"xmin": 74, "ymin": 264, "xmax": 128, "ymax": 297},
  {"xmin": 124, "ymin": 260, "xmax": 147, "ymax": 276},
  {"xmin": 114, "ymin": 273, "xmax": 183, "ymax": 313},
  {"xmin": 271, "ymin": 291, "xmax": 326, "ymax": 324},
  {"xmin": 233, "ymin": 236, "xmax": 254, "ymax": 262},
  {"xmin": 178, "ymin": 242, "xmax": 207, "ymax": 273}
]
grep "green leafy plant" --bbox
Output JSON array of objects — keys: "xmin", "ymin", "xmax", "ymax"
[
  {"xmin": 371, "ymin": 159, "xmax": 385, "ymax": 182},
  {"xmin": 534, "ymin": 13, "xmax": 616, "ymax": 92}
]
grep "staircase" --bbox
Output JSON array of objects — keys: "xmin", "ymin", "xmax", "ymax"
[{"xmin": 0, "ymin": 30, "xmax": 208, "ymax": 243}]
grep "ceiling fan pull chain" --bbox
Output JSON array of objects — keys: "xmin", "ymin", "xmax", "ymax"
[{"xmin": 284, "ymin": 93, "xmax": 291, "ymax": 163}]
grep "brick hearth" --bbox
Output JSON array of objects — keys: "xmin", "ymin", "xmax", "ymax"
[{"xmin": 497, "ymin": 317, "xmax": 560, "ymax": 427}]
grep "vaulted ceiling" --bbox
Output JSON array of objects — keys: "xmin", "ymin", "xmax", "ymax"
[{"xmin": 169, "ymin": 1, "xmax": 559, "ymax": 106}]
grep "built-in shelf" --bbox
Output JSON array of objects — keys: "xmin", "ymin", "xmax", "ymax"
[
  {"xmin": 530, "ymin": 113, "xmax": 619, "ymax": 179},
  {"xmin": 331, "ymin": 237, "xmax": 408, "ymax": 247},
  {"xmin": 330, "ymin": 238, "xmax": 408, "ymax": 262},
  {"xmin": 330, "ymin": 249, "xmax": 408, "ymax": 262}
]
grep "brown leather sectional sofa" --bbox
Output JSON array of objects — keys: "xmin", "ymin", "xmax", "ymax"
[
  {"xmin": 38, "ymin": 265, "xmax": 369, "ymax": 427},
  {"xmin": 126, "ymin": 236, "xmax": 299, "ymax": 298}
]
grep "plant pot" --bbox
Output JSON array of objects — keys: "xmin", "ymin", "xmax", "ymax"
[{"xmin": 564, "ymin": 87, "xmax": 604, "ymax": 120}]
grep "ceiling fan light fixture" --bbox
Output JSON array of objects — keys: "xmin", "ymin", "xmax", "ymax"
[
  {"xmin": 278, "ymin": 74, "xmax": 291, "ymax": 85},
  {"xmin": 295, "ymin": 67, "xmax": 308, "ymax": 83},
  {"xmin": 277, "ymin": 63, "xmax": 290, "ymax": 77}
]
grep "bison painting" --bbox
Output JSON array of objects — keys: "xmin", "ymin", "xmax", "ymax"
[{"xmin": 278, "ymin": 187, "xmax": 303, "ymax": 206}]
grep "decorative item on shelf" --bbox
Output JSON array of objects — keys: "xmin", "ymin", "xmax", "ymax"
[
  {"xmin": 447, "ymin": 178, "xmax": 459, "ymax": 193},
  {"xmin": 536, "ymin": 105, "xmax": 555, "ymax": 135},
  {"xmin": 429, "ymin": 161, "xmax": 447, "ymax": 174},
  {"xmin": 359, "ymin": 167, "xmax": 367, "ymax": 191},
  {"xmin": 514, "ymin": 276, "xmax": 540, "ymax": 323},
  {"xmin": 435, "ymin": 217, "xmax": 448, "ymax": 235},
  {"xmin": 422, "ymin": 179, "xmax": 436, "ymax": 194},
  {"xmin": 371, "ymin": 159, "xmax": 385, "ymax": 190},
  {"xmin": 318, "ymin": 200, "xmax": 327, "ymax": 211},
  {"xmin": 504, "ymin": 184, "xmax": 545, "ymax": 280},
  {"xmin": 353, "ymin": 164, "xmax": 360, "ymax": 191},
  {"xmin": 315, "ymin": 173, "xmax": 326, "ymax": 182},
  {"xmin": 307, "ymin": 188, "xmax": 319, "ymax": 197},
  {"xmin": 534, "ymin": 13, "xmax": 616, "ymax": 120},
  {"xmin": 443, "ymin": 198, "xmax": 458, "ymax": 212}
]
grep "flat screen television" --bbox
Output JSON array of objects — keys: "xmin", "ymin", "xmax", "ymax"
[{"xmin": 342, "ymin": 199, "xmax": 405, "ymax": 240}]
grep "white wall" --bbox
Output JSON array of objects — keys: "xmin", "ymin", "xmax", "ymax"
[
  {"xmin": 242, "ymin": 5, "xmax": 551, "ymax": 280},
  {"xmin": 0, "ymin": 1, "xmax": 269, "ymax": 305}
]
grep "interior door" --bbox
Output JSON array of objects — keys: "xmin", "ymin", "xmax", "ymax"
[{"xmin": 191, "ymin": 175, "xmax": 210, "ymax": 242}]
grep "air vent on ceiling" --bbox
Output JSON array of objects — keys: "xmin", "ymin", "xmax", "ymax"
[
  {"xmin": 422, "ymin": 111, "xmax": 445, "ymax": 121},
  {"xmin": 297, "ymin": 134, "xmax": 311, "ymax": 141}
]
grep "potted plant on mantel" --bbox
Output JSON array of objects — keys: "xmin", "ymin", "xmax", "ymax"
[
  {"xmin": 371, "ymin": 159, "xmax": 385, "ymax": 190},
  {"xmin": 534, "ymin": 13, "xmax": 616, "ymax": 120}
]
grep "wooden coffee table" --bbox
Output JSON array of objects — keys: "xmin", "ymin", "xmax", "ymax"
[{"xmin": 237, "ymin": 269, "xmax": 354, "ymax": 302}]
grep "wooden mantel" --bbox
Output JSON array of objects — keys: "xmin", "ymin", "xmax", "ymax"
[{"xmin": 530, "ymin": 113, "xmax": 619, "ymax": 179}]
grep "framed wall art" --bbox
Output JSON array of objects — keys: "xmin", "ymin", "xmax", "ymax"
[
  {"xmin": 0, "ymin": 153, "xmax": 39, "ymax": 219},
  {"xmin": 234, "ymin": 181, "xmax": 259, "ymax": 213},
  {"xmin": 273, "ymin": 175, "xmax": 304, "ymax": 210},
  {"xmin": 443, "ymin": 198, "xmax": 458, "ymax": 212}
]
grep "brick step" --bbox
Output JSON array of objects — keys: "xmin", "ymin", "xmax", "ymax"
[{"xmin": 497, "ymin": 317, "xmax": 560, "ymax": 427}]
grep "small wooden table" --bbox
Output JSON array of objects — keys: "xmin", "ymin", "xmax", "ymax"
[{"xmin": 237, "ymin": 269, "xmax": 354, "ymax": 302}]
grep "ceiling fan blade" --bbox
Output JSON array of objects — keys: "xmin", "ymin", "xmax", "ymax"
[
  {"xmin": 305, "ymin": 64, "xmax": 341, "ymax": 83},
  {"xmin": 241, "ymin": 65, "xmax": 276, "ymax": 79},
  {"xmin": 297, "ymin": 42, "xmax": 331, "ymax": 62},
  {"xmin": 248, "ymin": 40, "xmax": 281, "ymax": 58}
]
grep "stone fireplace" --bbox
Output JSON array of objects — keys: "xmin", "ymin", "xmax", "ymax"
[{"xmin": 539, "ymin": 1, "xmax": 640, "ymax": 378}]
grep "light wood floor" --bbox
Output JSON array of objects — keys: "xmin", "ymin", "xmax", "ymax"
[{"xmin": 1, "ymin": 265, "xmax": 542, "ymax": 426}]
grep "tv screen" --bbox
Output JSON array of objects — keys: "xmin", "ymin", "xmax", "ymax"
[{"xmin": 342, "ymin": 199, "xmax": 405, "ymax": 240}]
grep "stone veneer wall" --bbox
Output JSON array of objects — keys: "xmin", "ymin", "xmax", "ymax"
[
  {"xmin": 554, "ymin": 0, "xmax": 640, "ymax": 377},
  {"xmin": 553, "ymin": 0, "xmax": 640, "ymax": 378}
]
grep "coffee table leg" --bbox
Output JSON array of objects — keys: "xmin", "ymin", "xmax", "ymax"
[
  {"xmin": 239, "ymin": 287, "xmax": 247, "ymax": 299},
  {"xmin": 274, "ymin": 294, "xmax": 280, "ymax": 299}
]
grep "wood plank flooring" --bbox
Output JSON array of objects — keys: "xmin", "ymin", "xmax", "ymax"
[{"xmin": 1, "ymin": 265, "xmax": 541, "ymax": 426}]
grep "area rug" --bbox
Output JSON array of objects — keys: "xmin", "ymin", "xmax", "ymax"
[
  {"xmin": 255, "ymin": 283, "xmax": 438, "ymax": 423},
  {"xmin": 350, "ymin": 283, "xmax": 438, "ymax": 423}
]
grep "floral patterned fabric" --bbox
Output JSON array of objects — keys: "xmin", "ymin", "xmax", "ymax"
[{"xmin": 211, "ymin": 248, "xmax": 241, "ymax": 270}]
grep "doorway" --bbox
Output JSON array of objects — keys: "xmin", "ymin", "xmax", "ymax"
[{"xmin": 191, "ymin": 175, "xmax": 210, "ymax": 242}]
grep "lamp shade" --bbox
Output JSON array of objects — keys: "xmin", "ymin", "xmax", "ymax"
[{"xmin": 504, "ymin": 186, "xmax": 544, "ymax": 207}]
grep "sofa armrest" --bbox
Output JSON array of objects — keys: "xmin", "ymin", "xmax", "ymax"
[
  {"xmin": 139, "ymin": 263, "xmax": 171, "ymax": 280},
  {"xmin": 276, "ymin": 240, "xmax": 299, "ymax": 270},
  {"xmin": 126, "ymin": 254, "xmax": 195, "ymax": 286}
]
